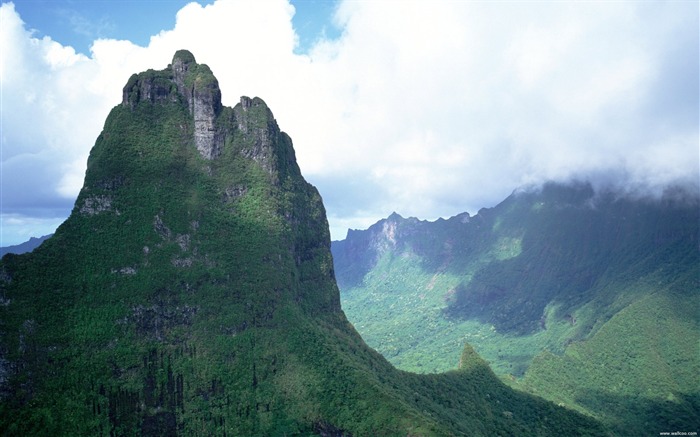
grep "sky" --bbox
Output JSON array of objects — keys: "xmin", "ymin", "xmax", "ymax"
[{"xmin": 0, "ymin": 0, "xmax": 698, "ymax": 246}]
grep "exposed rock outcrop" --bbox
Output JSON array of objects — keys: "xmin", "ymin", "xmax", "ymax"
[
  {"xmin": 80, "ymin": 194, "xmax": 115, "ymax": 216},
  {"xmin": 235, "ymin": 96, "xmax": 278, "ymax": 175}
]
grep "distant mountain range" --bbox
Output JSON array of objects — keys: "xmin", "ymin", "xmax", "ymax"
[
  {"xmin": 332, "ymin": 181, "xmax": 700, "ymax": 435},
  {"xmin": 0, "ymin": 234, "xmax": 53, "ymax": 257}
]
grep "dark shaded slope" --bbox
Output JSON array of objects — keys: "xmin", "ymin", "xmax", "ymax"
[
  {"xmin": 444, "ymin": 182, "xmax": 699, "ymax": 335},
  {"xmin": 0, "ymin": 51, "xmax": 605, "ymax": 436}
]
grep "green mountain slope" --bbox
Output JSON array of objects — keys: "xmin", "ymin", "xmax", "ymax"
[
  {"xmin": 0, "ymin": 51, "xmax": 605, "ymax": 436},
  {"xmin": 332, "ymin": 182, "xmax": 699, "ymax": 435}
]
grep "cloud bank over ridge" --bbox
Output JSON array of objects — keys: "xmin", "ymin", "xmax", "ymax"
[{"xmin": 1, "ymin": 0, "xmax": 698, "ymax": 244}]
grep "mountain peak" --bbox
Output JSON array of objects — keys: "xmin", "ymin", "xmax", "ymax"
[
  {"xmin": 387, "ymin": 211, "xmax": 404, "ymax": 221},
  {"xmin": 122, "ymin": 50, "xmax": 222, "ymax": 159},
  {"xmin": 172, "ymin": 49, "xmax": 196, "ymax": 66}
]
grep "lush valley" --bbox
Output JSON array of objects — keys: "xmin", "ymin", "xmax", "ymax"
[
  {"xmin": 0, "ymin": 51, "xmax": 607, "ymax": 436},
  {"xmin": 333, "ymin": 182, "xmax": 700, "ymax": 435}
]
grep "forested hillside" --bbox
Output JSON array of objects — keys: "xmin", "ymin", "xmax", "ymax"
[{"xmin": 333, "ymin": 182, "xmax": 699, "ymax": 435}]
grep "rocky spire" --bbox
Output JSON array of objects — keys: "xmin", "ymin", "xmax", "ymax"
[
  {"xmin": 122, "ymin": 49, "xmax": 223, "ymax": 159},
  {"xmin": 171, "ymin": 49, "xmax": 196, "ymax": 95}
]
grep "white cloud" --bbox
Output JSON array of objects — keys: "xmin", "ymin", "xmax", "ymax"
[
  {"xmin": 1, "ymin": 0, "xmax": 697, "ymax": 245},
  {"xmin": 0, "ymin": 213, "xmax": 64, "ymax": 246}
]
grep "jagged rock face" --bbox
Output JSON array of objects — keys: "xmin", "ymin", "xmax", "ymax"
[
  {"xmin": 188, "ymin": 63, "xmax": 222, "ymax": 159},
  {"xmin": 170, "ymin": 49, "xmax": 194, "ymax": 95},
  {"xmin": 234, "ymin": 96, "xmax": 291, "ymax": 179},
  {"xmin": 121, "ymin": 73, "xmax": 177, "ymax": 107},
  {"xmin": 332, "ymin": 212, "xmax": 424, "ymax": 289}
]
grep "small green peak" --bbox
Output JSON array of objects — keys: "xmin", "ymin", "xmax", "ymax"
[
  {"xmin": 239, "ymin": 96, "xmax": 270, "ymax": 111},
  {"xmin": 458, "ymin": 343, "xmax": 489, "ymax": 371},
  {"xmin": 173, "ymin": 49, "xmax": 196, "ymax": 66},
  {"xmin": 251, "ymin": 96, "xmax": 268, "ymax": 108}
]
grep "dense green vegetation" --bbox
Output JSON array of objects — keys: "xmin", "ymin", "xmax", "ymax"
[
  {"xmin": 0, "ymin": 51, "xmax": 606, "ymax": 436},
  {"xmin": 333, "ymin": 182, "xmax": 699, "ymax": 435}
]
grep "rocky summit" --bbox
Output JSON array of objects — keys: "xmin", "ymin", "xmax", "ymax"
[{"xmin": 0, "ymin": 51, "xmax": 607, "ymax": 436}]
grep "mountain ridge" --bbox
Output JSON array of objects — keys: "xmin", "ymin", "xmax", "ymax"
[
  {"xmin": 0, "ymin": 235, "xmax": 53, "ymax": 257},
  {"xmin": 332, "ymin": 180, "xmax": 699, "ymax": 435}
]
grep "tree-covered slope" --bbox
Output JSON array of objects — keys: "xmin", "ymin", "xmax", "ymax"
[
  {"xmin": 0, "ymin": 51, "xmax": 605, "ymax": 436},
  {"xmin": 332, "ymin": 182, "xmax": 699, "ymax": 435}
]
